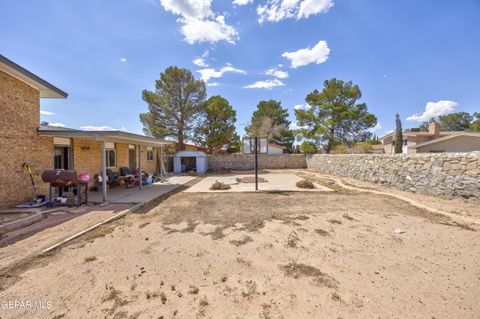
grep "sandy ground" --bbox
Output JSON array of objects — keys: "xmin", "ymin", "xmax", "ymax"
[{"xmin": 0, "ymin": 172, "xmax": 479, "ymax": 319}]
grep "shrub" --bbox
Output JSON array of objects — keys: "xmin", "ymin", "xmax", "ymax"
[
  {"xmin": 331, "ymin": 144, "xmax": 349, "ymax": 154},
  {"xmin": 296, "ymin": 179, "xmax": 315, "ymax": 189},
  {"xmin": 210, "ymin": 181, "xmax": 231, "ymax": 190},
  {"xmin": 353, "ymin": 142, "xmax": 373, "ymax": 154}
]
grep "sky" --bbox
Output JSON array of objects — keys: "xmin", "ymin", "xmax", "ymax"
[{"xmin": 1, "ymin": 0, "xmax": 480, "ymax": 138}]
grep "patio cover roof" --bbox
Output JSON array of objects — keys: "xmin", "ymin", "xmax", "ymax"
[
  {"xmin": 0, "ymin": 55, "xmax": 68, "ymax": 98},
  {"xmin": 38, "ymin": 125, "xmax": 171, "ymax": 147}
]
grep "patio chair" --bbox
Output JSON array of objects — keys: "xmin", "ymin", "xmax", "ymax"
[{"xmin": 119, "ymin": 167, "xmax": 139, "ymax": 188}]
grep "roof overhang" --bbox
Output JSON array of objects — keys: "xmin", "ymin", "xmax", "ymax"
[
  {"xmin": 38, "ymin": 127, "xmax": 172, "ymax": 147},
  {"xmin": 412, "ymin": 133, "xmax": 480, "ymax": 149},
  {"xmin": 0, "ymin": 55, "xmax": 68, "ymax": 98}
]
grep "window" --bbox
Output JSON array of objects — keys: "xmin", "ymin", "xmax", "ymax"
[
  {"xmin": 105, "ymin": 149, "xmax": 116, "ymax": 168},
  {"xmin": 146, "ymin": 146, "xmax": 154, "ymax": 161},
  {"xmin": 147, "ymin": 150, "xmax": 154, "ymax": 161}
]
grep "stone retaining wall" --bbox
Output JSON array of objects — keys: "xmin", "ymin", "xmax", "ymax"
[
  {"xmin": 208, "ymin": 154, "xmax": 307, "ymax": 170},
  {"xmin": 306, "ymin": 152, "xmax": 480, "ymax": 201}
]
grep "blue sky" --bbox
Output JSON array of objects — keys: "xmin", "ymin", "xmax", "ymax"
[{"xmin": 1, "ymin": 0, "xmax": 480, "ymax": 138}]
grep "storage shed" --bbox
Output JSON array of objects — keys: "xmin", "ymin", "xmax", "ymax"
[{"xmin": 173, "ymin": 151, "xmax": 208, "ymax": 174}]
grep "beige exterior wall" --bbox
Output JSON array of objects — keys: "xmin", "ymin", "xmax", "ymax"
[
  {"xmin": 416, "ymin": 136, "xmax": 480, "ymax": 153},
  {"xmin": 0, "ymin": 70, "xmax": 54, "ymax": 207},
  {"xmin": 70, "ymin": 141, "xmax": 158, "ymax": 176}
]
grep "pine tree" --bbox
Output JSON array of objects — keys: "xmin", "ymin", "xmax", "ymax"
[{"xmin": 394, "ymin": 113, "xmax": 403, "ymax": 154}]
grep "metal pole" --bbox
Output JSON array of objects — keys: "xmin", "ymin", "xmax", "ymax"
[
  {"xmin": 254, "ymin": 137, "xmax": 258, "ymax": 191},
  {"xmin": 101, "ymin": 141, "xmax": 107, "ymax": 202},
  {"xmin": 138, "ymin": 145, "xmax": 143, "ymax": 190}
]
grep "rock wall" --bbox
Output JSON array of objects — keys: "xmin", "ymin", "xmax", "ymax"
[
  {"xmin": 306, "ymin": 153, "xmax": 480, "ymax": 201},
  {"xmin": 208, "ymin": 154, "xmax": 307, "ymax": 170}
]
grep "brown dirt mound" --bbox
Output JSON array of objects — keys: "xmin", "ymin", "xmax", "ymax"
[
  {"xmin": 296, "ymin": 179, "xmax": 315, "ymax": 189},
  {"xmin": 210, "ymin": 181, "xmax": 231, "ymax": 190}
]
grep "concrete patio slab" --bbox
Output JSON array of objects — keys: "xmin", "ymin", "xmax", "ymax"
[
  {"xmin": 185, "ymin": 173, "xmax": 332, "ymax": 193},
  {"xmin": 87, "ymin": 175, "xmax": 196, "ymax": 203}
]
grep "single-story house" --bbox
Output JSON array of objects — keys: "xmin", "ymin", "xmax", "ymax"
[
  {"xmin": 380, "ymin": 122, "xmax": 480, "ymax": 154},
  {"xmin": 0, "ymin": 55, "xmax": 170, "ymax": 207}
]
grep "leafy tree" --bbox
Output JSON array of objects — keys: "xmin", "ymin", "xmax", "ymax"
[
  {"xmin": 470, "ymin": 113, "xmax": 480, "ymax": 132},
  {"xmin": 438, "ymin": 112, "xmax": 473, "ymax": 131},
  {"xmin": 245, "ymin": 100, "xmax": 294, "ymax": 150},
  {"xmin": 394, "ymin": 113, "xmax": 403, "ymax": 154},
  {"xmin": 300, "ymin": 141, "xmax": 317, "ymax": 154},
  {"xmin": 194, "ymin": 95, "xmax": 238, "ymax": 154},
  {"xmin": 295, "ymin": 78, "xmax": 377, "ymax": 153},
  {"xmin": 418, "ymin": 121, "xmax": 430, "ymax": 132},
  {"xmin": 140, "ymin": 66, "xmax": 206, "ymax": 151}
]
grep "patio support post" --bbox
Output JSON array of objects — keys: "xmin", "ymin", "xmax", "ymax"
[
  {"xmin": 101, "ymin": 141, "xmax": 107, "ymax": 202},
  {"xmin": 138, "ymin": 145, "xmax": 143, "ymax": 190}
]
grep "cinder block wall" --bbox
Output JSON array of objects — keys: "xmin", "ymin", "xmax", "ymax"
[
  {"xmin": 306, "ymin": 153, "xmax": 480, "ymax": 201},
  {"xmin": 0, "ymin": 71, "xmax": 53, "ymax": 207},
  {"xmin": 208, "ymin": 154, "xmax": 307, "ymax": 170}
]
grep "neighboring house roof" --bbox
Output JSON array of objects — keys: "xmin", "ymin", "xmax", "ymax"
[
  {"xmin": 38, "ymin": 125, "xmax": 171, "ymax": 147},
  {"xmin": 268, "ymin": 143, "xmax": 286, "ymax": 149},
  {"xmin": 0, "ymin": 55, "xmax": 68, "ymax": 98},
  {"xmin": 379, "ymin": 131, "xmax": 453, "ymax": 140},
  {"xmin": 411, "ymin": 132, "xmax": 480, "ymax": 149}
]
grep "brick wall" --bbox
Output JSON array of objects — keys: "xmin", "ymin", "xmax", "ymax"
[{"xmin": 0, "ymin": 71, "xmax": 54, "ymax": 207}]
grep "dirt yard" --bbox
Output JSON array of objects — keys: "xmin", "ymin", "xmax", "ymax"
[{"xmin": 0, "ymin": 172, "xmax": 479, "ymax": 319}]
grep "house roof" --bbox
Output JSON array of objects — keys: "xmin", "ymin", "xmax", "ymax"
[
  {"xmin": 0, "ymin": 55, "xmax": 68, "ymax": 98},
  {"xmin": 411, "ymin": 132, "xmax": 480, "ymax": 149},
  {"xmin": 378, "ymin": 130, "xmax": 461, "ymax": 140},
  {"xmin": 38, "ymin": 125, "xmax": 171, "ymax": 147}
]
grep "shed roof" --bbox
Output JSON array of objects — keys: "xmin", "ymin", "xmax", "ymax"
[
  {"xmin": 0, "ymin": 55, "xmax": 68, "ymax": 98},
  {"xmin": 38, "ymin": 125, "xmax": 171, "ymax": 147},
  {"xmin": 174, "ymin": 150, "xmax": 208, "ymax": 157}
]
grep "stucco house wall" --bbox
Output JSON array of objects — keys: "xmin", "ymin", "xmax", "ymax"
[{"xmin": 416, "ymin": 136, "xmax": 480, "ymax": 153}]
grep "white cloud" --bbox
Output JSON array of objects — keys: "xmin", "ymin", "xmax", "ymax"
[
  {"xmin": 197, "ymin": 63, "xmax": 246, "ymax": 82},
  {"xmin": 120, "ymin": 58, "xmax": 127, "ymax": 62},
  {"xmin": 193, "ymin": 58, "xmax": 208, "ymax": 67},
  {"xmin": 159, "ymin": 0, "xmax": 238, "ymax": 44},
  {"xmin": 406, "ymin": 100, "xmax": 458, "ymax": 122},
  {"xmin": 193, "ymin": 50, "xmax": 209, "ymax": 67},
  {"xmin": 40, "ymin": 110, "xmax": 55, "ymax": 116},
  {"xmin": 206, "ymin": 82, "xmax": 220, "ymax": 87},
  {"xmin": 367, "ymin": 123, "xmax": 382, "ymax": 133},
  {"xmin": 265, "ymin": 67, "xmax": 288, "ymax": 79},
  {"xmin": 182, "ymin": 16, "xmax": 238, "ymax": 44},
  {"xmin": 244, "ymin": 78, "xmax": 285, "ymax": 89},
  {"xmin": 233, "ymin": 0, "xmax": 253, "ymax": 5},
  {"xmin": 294, "ymin": 104, "xmax": 311, "ymax": 110},
  {"xmin": 282, "ymin": 40, "xmax": 330, "ymax": 68},
  {"xmin": 257, "ymin": 0, "xmax": 333, "ymax": 23},
  {"xmin": 48, "ymin": 122, "xmax": 65, "ymax": 127},
  {"xmin": 80, "ymin": 125, "xmax": 117, "ymax": 131}
]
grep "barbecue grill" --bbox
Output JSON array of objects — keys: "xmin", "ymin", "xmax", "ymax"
[{"xmin": 41, "ymin": 170, "xmax": 90, "ymax": 206}]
